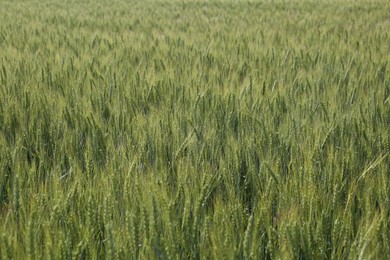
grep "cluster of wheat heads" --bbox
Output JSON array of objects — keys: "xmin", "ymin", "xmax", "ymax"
[{"xmin": 0, "ymin": 0, "xmax": 389, "ymax": 258}]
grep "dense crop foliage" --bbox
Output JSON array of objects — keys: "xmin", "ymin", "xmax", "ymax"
[{"xmin": 0, "ymin": 0, "xmax": 389, "ymax": 258}]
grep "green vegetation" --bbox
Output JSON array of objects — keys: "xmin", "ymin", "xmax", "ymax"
[{"xmin": 0, "ymin": 0, "xmax": 389, "ymax": 258}]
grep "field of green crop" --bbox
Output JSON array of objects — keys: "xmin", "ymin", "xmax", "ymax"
[{"xmin": 0, "ymin": 0, "xmax": 389, "ymax": 258}]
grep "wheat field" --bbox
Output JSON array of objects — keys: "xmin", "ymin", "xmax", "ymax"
[{"xmin": 0, "ymin": 0, "xmax": 389, "ymax": 258}]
